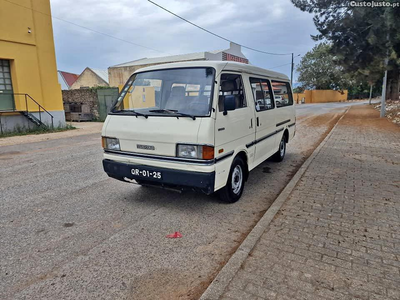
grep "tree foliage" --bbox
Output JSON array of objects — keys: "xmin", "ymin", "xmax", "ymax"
[
  {"xmin": 292, "ymin": 0, "xmax": 400, "ymax": 99},
  {"xmin": 297, "ymin": 43, "xmax": 382, "ymax": 98},
  {"xmin": 297, "ymin": 43, "xmax": 346, "ymax": 90},
  {"xmin": 293, "ymin": 87, "xmax": 305, "ymax": 93}
]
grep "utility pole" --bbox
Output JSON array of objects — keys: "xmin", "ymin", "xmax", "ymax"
[
  {"xmin": 368, "ymin": 84, "xmax": 373, "ymax": 105},
  {"xmin": 290, "ymin": 53, "xmax": 294, "ymax": 86},
  {"xmin": 381, "ymin": 57, "xmax": 388, "ymax": 117},
  {"xmin": 381, "ymin": 33, "xmax": 389, "ymax": 118}
]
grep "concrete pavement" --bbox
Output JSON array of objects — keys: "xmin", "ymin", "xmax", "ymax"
[
  {"xmin": 212, "ymin": 105, "xmax": 400, "ymax": 300},
  {"xmin": 0, "ymin": 103, "xmax": 353, "ymax": 299}
]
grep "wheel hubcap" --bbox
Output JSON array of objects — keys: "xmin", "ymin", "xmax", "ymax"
[
  {"xmin": 280, "ymin": 140, "xmax": 285, "ymax": 157},
  {"xmin": 231, "ymin": 165, "xmax": 243, "ymax": 195}
]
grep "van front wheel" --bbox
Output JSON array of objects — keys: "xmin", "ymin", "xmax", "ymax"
[{"xmin": 219, "ymin": 157, "xmax": 245, "ymax": 203}]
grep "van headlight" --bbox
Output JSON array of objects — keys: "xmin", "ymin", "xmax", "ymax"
[
  {"xmin": 176, "ymin": 144, "xmax": 214, "ymax": 160},
  {"xmin": 102, "ymin": 137, "xmax": 120, "ymax": 151}
]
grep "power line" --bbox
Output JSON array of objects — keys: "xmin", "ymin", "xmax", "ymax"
[
  {"xmin": 269, "ymin": 62, "xmax": 292, "ymax": 70},
  {"xmin": 269, "ymin": 54, "xmax": 302, "ymax": 70},
  {"xmin": 147, "ymin": 0, "xmax": 292, "ymax": 56},
  {"xmin": 2, "ymin": 0, "xmax": 166, "ymax": 54}
]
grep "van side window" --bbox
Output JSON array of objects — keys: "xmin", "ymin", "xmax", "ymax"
[
  {"xmin": 218, "ymin": 74, "xmax": 247, "ymax": 112},
  {"xmin": 271, "ymin": 81, "xmax": 293, "ymax": 107},
  {"xmin": 250, "ymin": 78, "xmax": 274, "ymax": 111}
]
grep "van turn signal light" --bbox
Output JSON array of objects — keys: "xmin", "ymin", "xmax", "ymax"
[{"xmin": 202, "ymin": 146, "xmax": 214, "ymax": 160}]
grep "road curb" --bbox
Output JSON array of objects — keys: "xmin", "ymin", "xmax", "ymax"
[{"xmin": 199, "ymin": 108, "xmax": 350, "ymax": 300}]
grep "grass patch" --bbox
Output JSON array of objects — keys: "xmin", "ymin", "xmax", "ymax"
[{"xmin": 0, "ymin": 124, "xmax": 76, "ymax": 138}]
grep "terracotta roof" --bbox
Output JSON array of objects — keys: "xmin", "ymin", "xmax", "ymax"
[{"xmin": 58, "ymin": 71, "xmax": 79, "ymax": 89}]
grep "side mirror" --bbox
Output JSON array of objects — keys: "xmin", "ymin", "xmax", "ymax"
[{"xmin": 223, "ymin": 95, "xmax": 236, "ymax": 115}]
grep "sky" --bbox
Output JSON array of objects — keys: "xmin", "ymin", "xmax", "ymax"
[{"xmin": 50, "ymin": 0, "xmax": 319, "ymax": 82}]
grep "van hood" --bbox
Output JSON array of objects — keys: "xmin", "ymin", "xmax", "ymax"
[{"xmin": 103, "ymin": 115, "xmax": 203, "ymax": 157}]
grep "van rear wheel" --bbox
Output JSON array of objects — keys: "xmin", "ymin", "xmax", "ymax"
[
  {"xmin": 272, "ymin": 136, "xmax": 286, "ymax": 162},
  {"xmin": 219, "ymin": 157, "xmax": 245, "ymax": 203}
]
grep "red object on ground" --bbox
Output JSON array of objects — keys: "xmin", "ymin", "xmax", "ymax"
[{"xmin": 166, "ymin": 232, "xmax": 182, "ymax": 238}]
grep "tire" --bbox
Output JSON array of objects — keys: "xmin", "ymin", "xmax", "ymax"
[
  {"xmin": 272, "ymin": 135, "xmax": 286, "ymax": 162},
  {"xmin": 218, "ymin": 157, "xmax": 246, "ymax": 203}
]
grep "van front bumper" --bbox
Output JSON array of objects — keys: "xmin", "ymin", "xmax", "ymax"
[{"xmin": 103, "ymin": 159, "xmax": 215, "ymax": 195}]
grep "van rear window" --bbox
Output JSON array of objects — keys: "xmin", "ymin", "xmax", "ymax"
[{"xmin": 271, "ymin": 81, "xmax": 293, "ymax": 107}]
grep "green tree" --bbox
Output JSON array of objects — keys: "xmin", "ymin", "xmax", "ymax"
[
  {"xmin": 297, "ymin": 43, "xmax": 382, "ymax": 99},
  {"xmin": 291, "ymin": 0, "xmax": 399, "ymax": 100},
  {"xmin": 297, "ymin": 43, "xmax": 346, "ymax": 90},
  {"xmin": 293, "ymin": 87, "xmax": 305, "ymax": 93}
]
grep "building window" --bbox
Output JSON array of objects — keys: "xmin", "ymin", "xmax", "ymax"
[{"xmin": 0, "ymin": 60, "xmax": 13, "ymax": 92}]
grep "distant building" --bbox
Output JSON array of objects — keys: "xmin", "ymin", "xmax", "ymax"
[
  {"xmin": 108, "ymin": 42, "xmax": 248, "ymax": 87},
  {"xmin": 58, "ymin": 71, "xmax": 79, "ymax": 90},
  {"xmin": 70, "ymin": 67, "xmax": 109, "ymax": 89},
  {"xmin": 0, "ymin": 0, "xmax": 65, "ymax": 132}
]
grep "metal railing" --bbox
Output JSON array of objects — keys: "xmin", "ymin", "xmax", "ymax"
[{"xmin": 1, "ymin": 93, "xmax": 54, "ymax": 128}]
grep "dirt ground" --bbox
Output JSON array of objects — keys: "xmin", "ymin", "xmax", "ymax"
[
  {"xmin": 374, "ymin": 100, "xmax": 400, "ymax": 125},
  {"xmin": 348, "ymin": 103, "xmax": 400, "ymax": 132}
]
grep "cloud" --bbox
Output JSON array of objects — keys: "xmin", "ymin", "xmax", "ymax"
[{"xmin": 50, "ymin": 0, "xmax": 318, "ymax": 81}]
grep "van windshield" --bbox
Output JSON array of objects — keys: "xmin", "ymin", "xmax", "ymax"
[{"xmin": 112, "ymin": 67, "xmax": 215, "ymax": 117}]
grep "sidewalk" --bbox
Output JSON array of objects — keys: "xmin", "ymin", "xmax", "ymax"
[
  {"xmin": 219, "ymin": 105, "xmax": 400, "ymax": 300},
  {"xmin": 0, "ymin": 122, "xmax": 102, "ymax": 147}
]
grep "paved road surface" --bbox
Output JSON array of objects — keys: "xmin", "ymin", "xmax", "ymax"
[
  {"xmin": 0, "ymin": 102, "xmax": 366, "ymax": 300},
  {"xmin": 296, "ymin": 101, "xmax": 372, "ymax": 118}
]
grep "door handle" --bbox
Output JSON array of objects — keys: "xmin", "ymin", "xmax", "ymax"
[
  {"xmin": 249, "ymin": 119, "xmax": 253, "ymax": 129},
  {"xmin": 256, "ymin": 117, "xmax": 260, "ymax": 127}
]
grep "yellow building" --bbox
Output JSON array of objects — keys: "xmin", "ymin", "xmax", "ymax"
[{"xmin": 0, "ymin": 0, "xmax": 65, "ymax": 133}]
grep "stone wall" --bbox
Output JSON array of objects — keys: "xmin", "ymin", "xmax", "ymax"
[{"xmin": 62, "ymin": 89, "xmax": 99, "ymax": 119}]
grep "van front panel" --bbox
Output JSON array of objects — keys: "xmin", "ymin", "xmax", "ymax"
[{"xmin": 104, "ymin": 115, "xmax": 203, "ymax": 157}]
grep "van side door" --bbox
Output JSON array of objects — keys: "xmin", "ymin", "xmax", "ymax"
[
  {"xmin": 214, "ymin": 73, "xmax": 255, "ymax": 189},
  {"xmin": 250, "ymin": 78, "xmax": 277, "ymax": 165}
]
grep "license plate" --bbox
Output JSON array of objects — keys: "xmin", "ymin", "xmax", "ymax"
[{"xmin": 131, "ymin": 168, "xmax": 162, "ymax": 180}]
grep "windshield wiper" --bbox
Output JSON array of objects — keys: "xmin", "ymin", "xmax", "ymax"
[
  {"xmin": 120, "ymin": 110, "xmax": 148, "ymax": 119},
  {"xmin": 174, "ymin": 111, "xmax": 196, "ymax": 120},
  {"xmin": 149, "ymin": 109, "xmax": 177, "ymax": 113},
  {"xmin": 148, "ymin": 109, "xmax": 196, "ymax": 120}
]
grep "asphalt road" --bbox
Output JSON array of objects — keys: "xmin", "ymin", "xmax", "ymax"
[{"xmin": 0, "ymin": 102, "xmax": 367, "ymax": 300}]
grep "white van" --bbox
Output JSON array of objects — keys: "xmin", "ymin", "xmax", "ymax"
[{"xmin": 102, "ymin": 61, "xmax": 295, "ymax": 203}]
